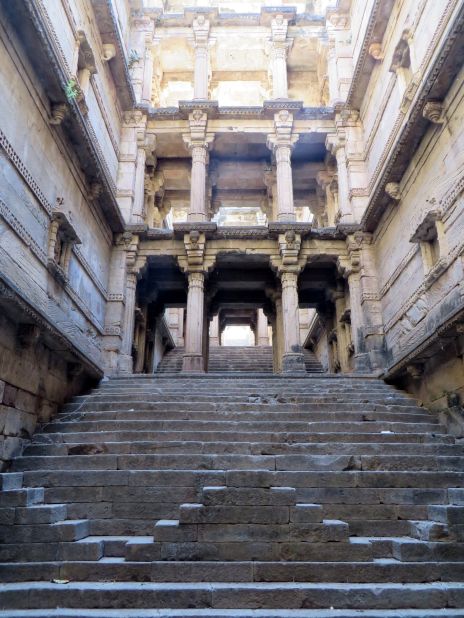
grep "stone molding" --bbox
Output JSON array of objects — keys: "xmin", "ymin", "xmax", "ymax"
[
  {"xmin": 0, "ymin": 129, "xmax": 53, "ymax": 216},
  {"xmin": 0, "ymin": 130, "xmax": 109, "ymax": 300},
  {"xmin": 384, "ymin": 305, "xmax": 464, "ymax": 380},
  {"xmin": 361, "ymin": 0, "xmax": 463, "ymax": 232},
  {"xmin": 0, "ymin": 274, "xmax": 103, "ymax": 378},
  {"xmin": 22, "ymin": 0, "xmax": 124, "ymax": 232}
]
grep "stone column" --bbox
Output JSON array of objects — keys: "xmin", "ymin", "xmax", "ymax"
[
  {"xmin": 142, "ymin": 46, "xmax": 154, "ymax": 106},
  {"xmin": 256, "ymin": 309, "xmax": 269, "ymax": 346},
  {"xmin": 209, "ymin": 314, "xmax": 220, "ymax": 346},
  {"xmin": 130, "ymin": 17, "xmax": 155, "ymax": 103},
  {"xmin": 134, "ymin": 306, "xmax": 147, "ymax": 373},
  {"xmin": 189, "ymin": 144, "xmax": 209, "ymax": 222},
  {"xmin": 269, "ymin": 15, "xmax": 291, "ymax": 99},
  {"xmin": 184, "ymin": 111, "xmax": 214, "ymax": 222},
  {"xmin": 119, "ymin": 271, "xmax": 138, "ymax": 374},
  {"xmin": 332, "ymin": 285, "xmax": 350, "ymax": 372},
  {"xmin": 192, "ymin": 16, "xmax": 210, "ymax": 100},
  {"xmin": 280, "ymin": 271, "xmax": 305, "ymax": 372},
  {"xmin": 267, "ymin": 111, "xmax": 298, "ymax": 222},
  {"xmin": 316, "ymin": 170, "xmax": 337, "ymax": 227},
  {"xmin": 273, "ymin": 297, "xmax": 284, "ymax": 372},
  {"xmin": 182, "ymin": 272, "xmax": 206, "ymax": 372},
  {"xmin": 102, "ymin": 234, "xmax": 131, "ymax": 375},
  {"xmin": 326, "ymin": 133, "xmax": 353, "ymax": 223}
]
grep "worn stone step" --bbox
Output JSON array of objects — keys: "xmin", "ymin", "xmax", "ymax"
[
  {"xmin": 0, "ymin": 488, "xmax": 44, "ymax": 508},
  {"xmin": 392, "ymin": 539, "xmax": 464, "ymax": 562},
  {"xmin": 126, "ymin": 538, "xmax": 373, "ymax": 562},
  {"xmin": 153, "ymin": 520, "xmax": 347, "ymax": 544},
  {"xmin": 19, "ymin": 468, "xmax": 464, "ymax": 491},
  {"xmin": 23, "ymin": 441, "xmax": 464, "ymax": 458},
  {"xmin": 60, "ymin": 400, "xmax": 429, "ymax": 414},
  {"xmin": 11, "ymin": 453, "xmax": 464, "ymax": 473},
  {"xmin": 0, "ymin": 539, "xmax": 103, "ymax": 562},
  {"xmin": 2, "ymin": 560, "xmax": 464, "ymax": 585},
  {"xmin": 3, "ymin": 609, "xmax": 464, "ymax": 618},
  {"xmin": 1, "ymin": 582, "xmax": 464, "ymax": 610},
  {"xmin": 52, "ymin": 411, "xmax": 435, "ymax": 428},
  {"xmin": 41, "ymin": 420, "xmax": 446, "ymax": 435},
  {"xmin": 13, "ymin": 504, "xmax": 68, "ymax": 525},
  {"xmin": 0, "ymin": 520, "xmax": 89, "ymax": 543}
]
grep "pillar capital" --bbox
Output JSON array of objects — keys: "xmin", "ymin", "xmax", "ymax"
[
  {"xmin": 271, "ymin": 14, "xmax": 289, "ymax": 42},
  {"xmin": 192, "ymin": 15, "xmax": 210, "ymax": 47},
  {"xmin": 325, "ymin": 132, "xmax": 346, "ymax": 155},
  {"xmin": 183, "ymin": 110, "xmax": 215, "ymax": 150},
  {"xmin": 267, "ymin": 110, "xmax": 299, "ymax": 152}
]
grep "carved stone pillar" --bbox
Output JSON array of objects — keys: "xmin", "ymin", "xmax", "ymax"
[
  {"xmin": 119, "ymin": 271, "xmax": 138, "ymax": 374},
  {"xmin": 332, "ymin": 284, "xmax": 350, "ymax": 372},
  {"xmin": 130, "ymin": 17, "xmax": 155, "ymax": 103},
  {"xmin": 189, "ymin": 144, "xmax": 209, "ymax": 222},
  {"xmin": 102, "ymin": 234, "xmax": 132, "ymax": 375},
  {"xmin": 183, "ymin": 111, "xmax": 214, "ymax": 222},
  {"xmin": 326, "ymin": 133, "xmax": 353, "ymax": 223},
  {"xmin": 280, "ymin": 271, "xmax": 305, "ymax": 372},
  {"xmin": 256, "ymin": 308, "xmax": 269, "ymax": 346},
  {"xmin": 267, "ymin": 111, "xmax": 298, "ymax": 222},
  {"xmin": 316, "ymin": 170, "xmax": 337, "ymax": 227},
  {"xmin": 209, "ymin": 314, "xmax": 220, "ymax": 346},
  {"xmin": 274, "ymin": 296, "xmax": 284, "ymax": 372},
  {"xmin": 269, "ymin": 15, "xmax": 292, "ymax": 99},
  {"xmin": 183, "ymin": 272, "xmax": 206, "ymax": 372},
  {"xmin": 341, "ymin": 233, "xmax": 386, "ymax": 373},
  {"xmin": 192, "ymin": 16, "xmax": 210, "ymax": 99}
]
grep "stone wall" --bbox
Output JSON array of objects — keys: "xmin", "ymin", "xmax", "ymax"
[{"xmin": 0, "ymin": 312, "xmax": 95, "ymax": 470}]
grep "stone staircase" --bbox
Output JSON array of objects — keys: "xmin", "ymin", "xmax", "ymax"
[
  {"xmin": 1, "ymin": 374, "xmax": 464, "ymax": 616},
  {"xmin": 157, "ymin": 345, "xmax": 324, "ymax": 373}
]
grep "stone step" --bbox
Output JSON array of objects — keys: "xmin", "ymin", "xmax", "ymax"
[
  {"xmin": 0, "ymin": 539, "xmax": 104, "ymax": 562},
  {"xmin": 1, "ymin": 582, "xmax": 464, "ymax": 610},
  {"xmin": 392, "ymin": 538, "xmax": 464, "ymax": 562},
  {"xmin": 11, "ymin": 453, "xmax": 464, "ymax": 473},
  {"xmin": 0, "ymin": 488, "xmax": 44, "ymax": 508},
  {"xmin": 126, "ymin": 538, "xmax": 373, "ymax": 562},
  {"xmin": 31, "ymin": 430, "xmax": 454, "ymax": 445},
  {"xmin": 0, "ymin": 520, "xmax": 89, "ymax": 543},
  {"xmin": 2, "ymin": 561, "xmax": 464, "ymax": 586},
  {"xmin": 3, "ymin": 609, "xmax": 464, "ymax": 618},
  {"xmin": 13, "ymin": 504, "xmax": 68, "ymax": 525},
  {"xmin": 19, "ymin": 468, "xmax": 464, "ymax": 490},
  {"xmin": 24, "ymin": 442, "xmax": 464, "ymax": 458},
  {"xmin": 58, "ymin": 402, "xmax": 429, "ymax": 416},
  {"xmin": 41, "ymin": 420, "xmax": 446, "ymax": 435},
  {"xmin": 53, "ymin": 411, "xmax": 434, "ymax": 426}
]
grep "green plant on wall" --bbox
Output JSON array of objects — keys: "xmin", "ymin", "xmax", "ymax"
[
  {"xmin": 128, "ymin": 49, "xmax": 141, "ymax": 70},
  {"xmin": 65, "ymin": 79, "xmax": 79, "ymax": 101}
]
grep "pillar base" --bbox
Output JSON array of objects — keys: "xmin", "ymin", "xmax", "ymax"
[
  {"xmin": 182, "ymin": 353, "xmax": 205, "ymax": 373},
  {"xmin": 118, "ymin": 354, "xmax": 134, "ymax": 375},
  {"xmin": 281, "ymin": 352, "xmax": 306, "ymax": 373}
]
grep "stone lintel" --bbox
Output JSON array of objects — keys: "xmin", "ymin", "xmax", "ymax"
[
  {"xmin": 268, "ymin": 222, "xmax": 312, "ymax": 238},
  {"xmin": 173, "ymin": 222, "xmax": 217, "ymax": 239},
  {"xmin": 179, "ymin": 100, "xmax": 219, "ymax": 118}
]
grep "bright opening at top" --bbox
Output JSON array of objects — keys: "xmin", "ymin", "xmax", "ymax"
[{"xmin": 142, "ymin": 0, "xmax": 337, "ymax": 14}]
